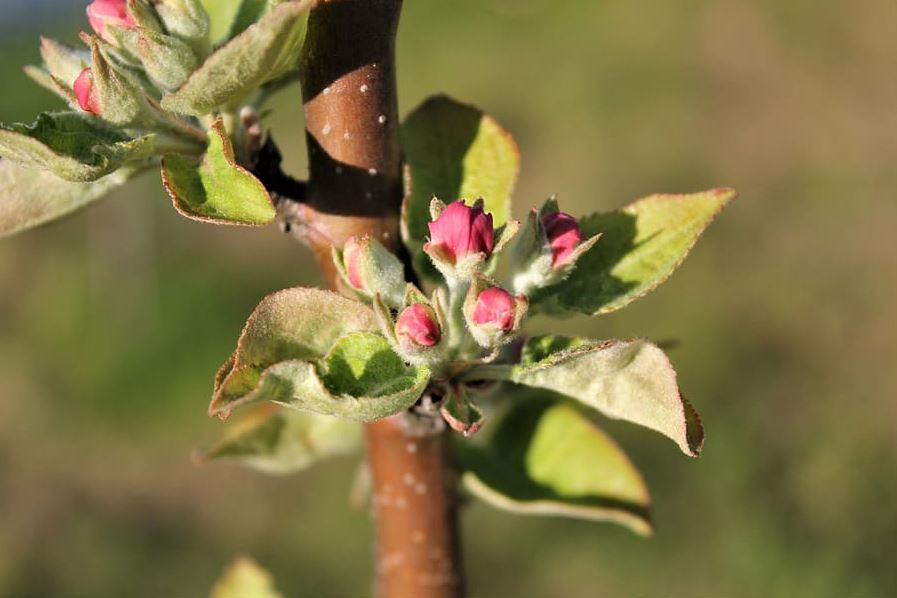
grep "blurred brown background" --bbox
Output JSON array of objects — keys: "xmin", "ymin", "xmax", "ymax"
[{"xmin": 1, "ymin": 0, "xmax": 895, "ymax": 596}]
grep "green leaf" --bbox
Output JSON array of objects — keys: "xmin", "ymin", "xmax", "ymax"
[
  {"xmin": 401, "ymin": 94, "xmax": 519, "ymax": 254},
  {"xmin": 0, "ymin": 159, "xmax": 144, "ymax": 238},
  {"xmin": 457, "ymin": 399, "xmax": 652, "ymax": 535},
  {"xmin": 198, "ymin": 404, "xmax": 361, "ymax": 475},
  {"xmin": 532, "ymin": 188, "xmax": 736, "ymax": 316},
  {"xmin": 161, "ymin": 118, "xmax": 274, "ymax": 224},
  {"xmin": 215, "ymin": 334, "xmax": 429, "ymax": 422},
  {"xmin": 162, "ymin": 1, "xmax": 311, "ymax": 115},
  {"xmin": 511, "ymin": 335, "xmax": 704, "ymax": 457},
  {"xmin": 210, "ymin": 557, "xmax": 283, "ymax": 598},
  {"xmin": 0, "ymin": 112, "xmax": 154, "ymax": 182},
  {"xmin": 210, "ymin": 288, "xmax": 429, "ymax": 421}
]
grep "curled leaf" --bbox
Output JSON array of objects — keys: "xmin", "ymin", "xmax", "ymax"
[
  {"xmin": 0, "ymin": 112, "xmax": 154, "ymax": 182},
  {"xmin": 161, "ymin": 117, "xmax": 274, "ymax": 224}
]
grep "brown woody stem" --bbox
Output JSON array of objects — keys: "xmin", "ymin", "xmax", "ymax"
[{"xmin": 292, "ymin": 1, "xmax": 464, "ymax": 596}]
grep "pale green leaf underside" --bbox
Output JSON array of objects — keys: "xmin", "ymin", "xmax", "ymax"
[
  {"xmin": 512, "ymin": 335, "xmax": 704, "ymax": 456},
  {"xmin": 401, "ymin": 95, "xmax": 519, "ymax": 246},
  {"xmin": 162, "ymin": 0, "xmax": 312, "ymax": 115},
  {"xmin": 199, "ymin": 404, "xmax": 361, "ymax": 475},
  {"xmin": 534, "ymin": 188, "xmax": 736, "ymax": 316},
  {"xmin": 458, "ymin": 400, "xmax": 652, "ymax": 535},
  {"xmin": 0, "ymin": 112, "xmax": 154, "ymax": 182},
  {"xmin": 200, "ymin": 0, "xmax": 243, "ymax": 43},
  {"xmin": 161, "ymin": 119, "xmax": 274, "ymax": 224},
  {"xmin": 0, "ymin": 159, "xmax": 143, "ymax": 238},
  {"xmin": 210, "ymin": 557, "xmax": 283, "ymax": 598}
]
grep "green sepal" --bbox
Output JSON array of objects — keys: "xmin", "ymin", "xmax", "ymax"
[
  {"xmin": 0, "ymin": 159, "xmax": 146, "ymax": 238},
  {"xmin": 331, "ymin": 235, "xmax": 407, "ymax": 308},
  {"xmin": 132, "ymin": 28, "xmax": 199, "ymax": 91},
  {"xmin": 161, "ymin": 117, "xmax": 275, "ymax": 225},
  {"xmin": 0, "ymin": 111, "xmax": 154, "ymax": 182},
  {"xmin": 161, "ymin": 0, "xmax": 312, "ymax": 115},
  {"xmin": 456, "ymin": 398, "xmax": 653, "ymax": 536},
  {"xmin": 197, "ymin": 404, "xmax": 361, "ymax": 475},
  {"xmin": 510, "ymin": 335, "xmax": 704, "ymax": 457},
  {"xmin": 155, "ymin": 0, "xmax": 211, "ymax": 43},
  {"xmin": 88, "ymin": 36, "xmax": 155, "ymax": 126},
  {"xmin": 401, "ymin": 95, "xmax": 519, "ymax": 280},
  {"xmin": 531, "ymin": 188, "xmax": 736, "ymax": 316},
  {"xmin": 37, "ymin": 37, "xmax": 90, "ymax": 90}
]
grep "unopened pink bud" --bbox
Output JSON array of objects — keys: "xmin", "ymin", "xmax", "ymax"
[
  {"xmin": 73, "ymin": 68, "xmax": 100, "ymax": 114},
  {"xmin": 342, "ymin": 237, "xmax": 364, "ymax": 290},
  {"xmin": 426, "ymin": 200, "xmax": 494, "ymax": 263},
  {"xmin": 395, "ymin": 304, "xmax": 440, "ymax": 349},
  {"xmin": 471, "ymin": 287, "xmax": 515, "ymax": 331},
  {"xmin": 87, "ymin": 0, "xmax": 136, "ymax": 40},
  {"xmin": 541, "ymin": 211, "xmax": 582, "ymax": 267}
]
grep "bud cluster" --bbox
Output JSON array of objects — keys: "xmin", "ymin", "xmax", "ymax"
[
  {"xmin": 333, "ymin": 195, "xmax": 598, "ymax": 434},
  {"xmin": 32, "ymin": 0, "xmax": 212, "ymax": 151}
]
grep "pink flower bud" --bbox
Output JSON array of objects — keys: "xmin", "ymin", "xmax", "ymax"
[
  {"xmin": 342, "ymin": 236, "xmax": 364, "ymax": 290},
  {"xmin": 426, "ymin": 200, "xmax": 494, "ymax": 263},
  {"xmin": 395, "ymin": 304, "xmax": 440, "ymax": 349},
  {"xmin": 87, "ymin": 0, "xmax": 136, "ymax": 40},
  {"xmin": 471, "ymin": 287, "xmax": 516, "ymax": 331},
  {"xmin": 73, "ymin": 68, "xmax": 101, "ymax": 115},
  {"xmin": 541, "ymin": 211, "xmax": 582, "ymax": 267}
]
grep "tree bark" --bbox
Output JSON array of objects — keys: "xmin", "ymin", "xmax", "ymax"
[{"xmin": 292, "ymin": 2, "xmax": 464, "ymax": 596}]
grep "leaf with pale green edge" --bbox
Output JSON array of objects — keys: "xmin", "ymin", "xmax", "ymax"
[
  {"xmin": 210, "ymin": 557, "xmax": 283, "ymax": 598},
  {"xmin": 162, "ymin": 0, "xmax": 311, "ymax": 115},
  {"xmin": 197, "ymin": 404, "xmax": 361, "ymax": 475},
  {"xmin": 510, "ymin": 335, "xmax": 704, "ymax": 457},
  {"xmin": 457, "ymin": 399, "xmax": 653, "ymax": 535},
  {"xmin": 214, "ymin": 334, "xmax": 430, "ymax": 422},
  {"xmin": 401, "ymin": 95, "xmax": 519, "ymax": 277},
  {"xmin": 0, "ymin": 159, "xmax": 146, "ymax": 238},
  {"xmin": 0, "ymin": 112, "xmax": 154, "ymax": 182},
  {"xmin": 532, "ymin": 188, "xmax": 736, "ymax": 316},
  {"xmin": 161, "ymin": 118, "xmax": 274, "ymax": 224}
]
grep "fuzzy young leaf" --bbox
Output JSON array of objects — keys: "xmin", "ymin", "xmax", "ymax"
[
  {"xmin": 0, "ymin": 159, "xmax": 145, "ymax": 238},
  {"xmin": 161, "ymin": 118, "xmax": 274, "ymax": 224},
  {"xmin": 210, "ymin": 288, "xmax": 428, "ymax": 420},
  {"xmin": 511, "ymin": 335, "xmax": 704, "ymax": 456},
  {"xmin": 213, "ymin": 334, "xmax": 429, "ymax": 422},
  {"xmin": 162, "ymin": 0, "xmax": 311, "ymax": 115},
  {"xmin": 532, "ymin": 189, "xmax": 736, "ymax": 316},
  {"xmin": 401, "ymin": 95, "xmax": 519, "ymax": 277},
  {"xmin": 457, "ymin": 400, "xmax": 652, "ymax": 535},
  {"xmin": 0, "ymin": 112, "xmax": 154, "ymax": 182},
  {"xmin": 210, "ymin": 557, "xmax": 283, "ymax": 598},
  {"xmin": 198, "ymin": 404, "xmax": 361, "ymax": 475}
]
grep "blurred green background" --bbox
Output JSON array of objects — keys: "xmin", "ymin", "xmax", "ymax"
[{"xmin": 1, "ymin": 0, "xmax": 895, "ymax": 596}]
